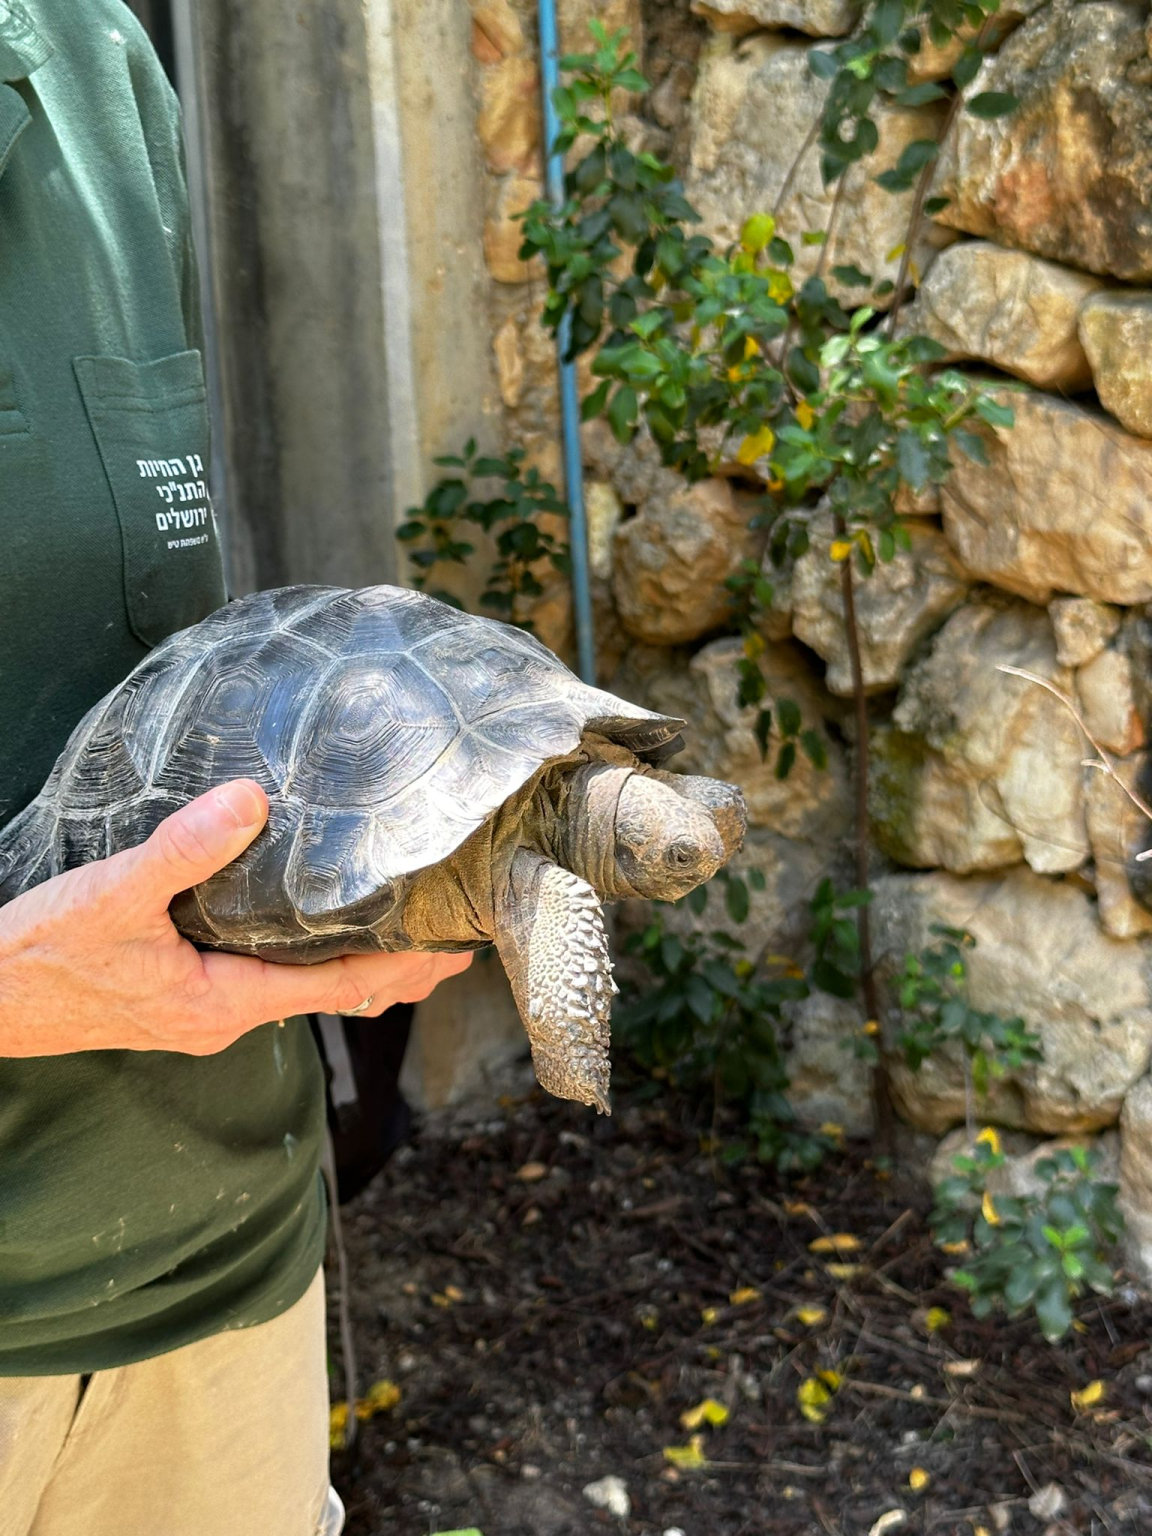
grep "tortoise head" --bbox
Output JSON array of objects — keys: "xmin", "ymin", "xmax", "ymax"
[{"xmin": 558, "ymin": 762, "xmax": 744, "ymax": 901}]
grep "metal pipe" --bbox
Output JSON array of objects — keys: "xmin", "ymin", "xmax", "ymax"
[{"xmin": 538, "ymin": 0, "xmax": 597, "ymax": 683}]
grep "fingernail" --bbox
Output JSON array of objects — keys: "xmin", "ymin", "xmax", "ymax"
[{"xmin": 213, "ymin": 782, "xmax": 266, "ymax": 830}]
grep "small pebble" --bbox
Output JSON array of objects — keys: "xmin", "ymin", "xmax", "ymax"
[
  {"xmin": 521, "ymin": 1463, "xmax": 542, "ymax": 1481},
  {"xmin": 1028, "ymin": 1483, "xmax": 1066, "ymax": 1520},
  {"xmin": 582, "ymin": 1475, "xmax": 631, "ymax": 1518},
  {"xmin": 663, "ymin": 1528, "xmax": 687, "ymax": 1536}
]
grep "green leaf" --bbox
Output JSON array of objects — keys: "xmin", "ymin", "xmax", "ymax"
[
  {"xmin": 967, "ymin": 91, "xmax": 1021, "ymax": 120},
  {"xmin": 808, "ymin": 48, "xmax": 839, "ymax": 81},
  {"xmin": 951, "ymin": 46, "xmax": 983, "ymax": 89},
  {"xmin": 607, "ymin": 385, "xmax": 638, "ymax": 442},
  {"xmin": 831, "ymin": 263, "xmax": 872, "ymax": 288},
  {"xmin": 800, "ymin": 729, "xmax": 828, "ymax": 770},
  {"xmin": 776, "ymin": 697, "xmax": 802, "ymax": 737},
  {"xmin": 726, "ymin": 876, "xmax": 751, "ymax": 924},
  {"xmin": 775, "ymin": 740, "xmax": 797, "ymax": 780},
  {"xmin": 897, "ymin": 428, "xmax": 930, "ymax": 489}
]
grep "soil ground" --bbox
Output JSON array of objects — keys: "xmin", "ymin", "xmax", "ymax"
[{"xmin": 332, "ymin": 1081, "xmax": 1152, "ymax": 1536}]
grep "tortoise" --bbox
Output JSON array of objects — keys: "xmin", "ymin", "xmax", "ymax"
[{"xmin": 0, "ymin": 585, "xmax": 745, "ymax": 1111}]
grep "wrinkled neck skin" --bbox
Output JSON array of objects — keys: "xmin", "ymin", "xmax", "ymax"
[{"xmin": 555, "ymin": 761, "xmax": 638, "ymax": 900}]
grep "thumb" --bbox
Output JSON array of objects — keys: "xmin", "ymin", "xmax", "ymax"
[{"xmin": 123, "ymin": 780, "xmax": 269, "ymax": 904}]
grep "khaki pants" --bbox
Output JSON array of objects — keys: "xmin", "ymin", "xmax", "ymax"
[{"xmin": 0, "ymin": 1269, "xmax": 341, "ymax": 1536}]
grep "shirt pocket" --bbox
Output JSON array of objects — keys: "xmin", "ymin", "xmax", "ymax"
[{"xmin": 73, "ymin": 350, "xmax": 227, "ymax": 648}]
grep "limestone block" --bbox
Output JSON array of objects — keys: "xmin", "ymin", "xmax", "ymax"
[
  {"xmin": 484, "ymin": 172, "xmax": 544, "ymax": 283},
  {"xmin": 1121, "ymin": 1076, "xmax": 1152, "ymax": 1284},
  {"xmin": 470, "ymin": 0, "xmax": 525, "ymax": 62},
  {"xmin": 691, "ymin": 0, "xmax": 860, "ymax": 38},
  {"xmin": 901, "ymin": 241, "xmax": 1100, "ymax": 390},
  {"xmin": 560, "ymin": 0, "xmax": 643, "ymax": 57},
  {"xmin": 785, "ymin": 992, "xmax": 873, "ymax": 1136},
  {"xmin": 477, "ymin": 54, "xmax": 542, "ymax": 174},
  {"xmin": 934, "ymin": 1, "xmax": 1152, "ymax": 281},
  {"xmin": 1077, "ymin": 648, "xmax": 1146, "ymax": 758},
  {"xmin": 875, "ymin": 868, "xmax": 1152, "ymax": 1135},
  {"xmin": 941, "ymin": 388, "xmax": 1152, "ymax": 606},
  {"xmin": 611, "ymin": 477, "xmax": 760, "ymax": 644},
  {"xmin": 1086, "ymin": 753, "xmax": 1152, "ymax": 941},
  {"xmin": 872, "ymin": 597, "xmax": 1089, "ymax": 875},
  {"xmin": 1049, "ymin": 596, "xmax": 1121, "ymax": 669},
  {"xmin": 783, "ymin": 511, "xmax": 970, "ymax": 696},
  {"xmin": 585, "ymin": 479, "xmax": 624, "ymax": 582},
  {"xmin": 493, "ymin": 315, "xmax": 524, "ymax": 406},
  {"xmin": 1079, "ymin": 293, "xmax": 1152, "ymax": 440},
  {"xmin": 904, "ymin": 0, "xmax": 1047, "ymax": 83},
  {"xmin": 686, "ymin": 34, "xmax": 952, "ymax": 307},
  {"xmin": 612, "ymin": 638, "xmax": 851, "ymax": 840}
]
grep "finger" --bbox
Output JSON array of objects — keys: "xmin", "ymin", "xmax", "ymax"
[
  {"xmin": 195, "ymin": 947, "xmax": 471, "ymax": 1028},
  {"xmin": 111, "ymin": 781, "xmax": 269, "ymax": 908}
]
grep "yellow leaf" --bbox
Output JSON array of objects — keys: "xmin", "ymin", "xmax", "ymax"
[
  {"xmin": 639, "ymin": 1306, "xmax": 659, "ymax": 1331},
  {"xmin": 830, "ymin": 539, "xmax": 852, "ymax": 562},
  {"xmin": 981, "ymin": 1190, "xmax": 1001, "ymax": 1227},
  {"xmin": 355, "ymin": 1378, "xmax": 401, "ymax": 1421},
  {"xmin": 744, "ymin": 335, "xmax": 762, "ymax": 359},
  {"xmin": 924, "ymin": 1307, "xmax": 952, "ymax": 1333},
  {"xmin": 680, "ymin": 1397, "xmax": 730, "ymax": 1430},
  {"xmin": 444, "ymin": 1284, "xmax": 465, "ymax": 1303},
  {"xmin": 940, "ymin": 1239, "xmax": 969, "ymax": 1256},
  {"xmin": 819, "ymin": 1122, "xmax": 845, "ymax": 1140},
  {"xmin": 329, "ymin": 1401, "xmax": 350, "ymax": 1449},
  {"xmin": 825, "ymin": 1262, "xmax": 864, "ymax": 1280},
  {"xmin": 908, "ymin": 1467, "xmax": 930, "ymax": 1492},
  {"xmin": 729, "ymin": 1286, "xmax": 761, "ymax": 1305},
  {"xmin": 431, "ymin": 1292, "xmax": 452, "ymax": 1308},
  {"xmin": 808, "ymin": 1233, "xmax": 860, "ymax": 1255},
  {"xmin": 700, "ymin": 1306, "xmax": 719, "ymax": 1326},
  {"xmin": 886, "ymin": 241, "xmax": 906, "ymax": 263},
  {"xmin": 663, "ymin": 1434, "xmax": 708, "ymax": 1469},
  {"xmin": 863, "ymin": 1019, "xmax": 880, "ymax": 1036},
  {"xmin": 976, "ymin": 1126, "xmax": 1002, "ymax": 1156},
  {"xmin": 797, "ymin": 1375, "xmax": 835, "ymax": 1423},
  {"xmin": 817, "ymin": 1369, "xmax": 843, "ymax": 1390},
  {"xmin": 795, "ymin": 1306, "xmax": 827, "ymax": 1327},
  {"xmin": 974, "ymin": 1528, "xmax": 992, "ymax": 1536},
  {"xmin": 767, "ymin": 475, "xmax": 785, "ymax": 493},
  {"xmin": 784, "ymin": 1199, "xmax": 814, "ymax": 1216},
  {"xmin": 767, "ymin": 270, "xmax": 794, "ymax": 303},
  {"xmin": 736, "ymin": 424, "xmax": 776, "ymax": 465},
  {"xmin": 795, "ymin": 399, "xmax": 815, "ymax": 430},
  {"xmin": 1071, "ymin": 1379, "xmax": 1106, "ymax": 1412}
]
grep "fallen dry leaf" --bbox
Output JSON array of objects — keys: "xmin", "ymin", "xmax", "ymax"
[
  {"xmin": 867, "ymin": 1510, "xmax": 908, "ymax": 1535},
  {"xmin": 808, "ymin": 1233, "xmax": 861, "ymax": 1255},
  {"xmin": 795, "ymin": 1306, "xmax": 828, "ymax": 1327},
  {"xmin": 825, "ymin": 1262, "xmax": 865, "ymax": 1281},
  {"xmin": 662, "ymin": 1434, "xmax": 708, "ymax": 1469},
  {"xmin": 516, "ymin": 1161, "xmax": 548, "ymax": 1182},
  {"xmin": 729, "ymin": 1286, "xmax": 761, "ymax": 1306},
  {"xmin": 1070, "ymin": 1379, "xmax": 1106, "ymax": 1412},
  {"xmin": 680, "ymin": 1397, "xmax": 730, "ymax": 1431}
]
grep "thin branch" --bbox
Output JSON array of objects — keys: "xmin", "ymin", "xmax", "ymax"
[
  {"xmin": 773, "ymin": 114, "xmax": 822, "ymax": 220},
  {"xmin": 996, "ymin": 665, "xmax": 1152, "ymax": 855}
]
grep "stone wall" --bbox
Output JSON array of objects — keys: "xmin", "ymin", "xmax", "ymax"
[{"xmin": 465, "ymin": 0, "xmax": 1152, "ymax": 1275}]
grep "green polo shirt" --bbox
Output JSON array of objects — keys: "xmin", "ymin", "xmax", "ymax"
[{"xmin": 0, "ymin": 0, "xmax": 326, "ymax": 1373}]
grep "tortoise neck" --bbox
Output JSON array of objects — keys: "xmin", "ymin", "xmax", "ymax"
[{"xmin": 557, "ymin": 763, "xmax": 635, "ymax": 899}]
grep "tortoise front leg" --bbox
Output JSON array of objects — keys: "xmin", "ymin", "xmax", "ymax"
[{"xmin": 494, "ymin": 847, "xmax": 614, "ymax": 1115}]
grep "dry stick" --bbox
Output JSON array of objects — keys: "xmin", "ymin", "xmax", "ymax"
[{"xmin": 837, "ymin": 523, "xmax": 896, "ymax": 1156}]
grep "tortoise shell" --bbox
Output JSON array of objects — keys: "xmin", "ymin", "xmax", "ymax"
[{"xmin": 1, "ymin": 586, "xmax": 683, "ymax": 952}]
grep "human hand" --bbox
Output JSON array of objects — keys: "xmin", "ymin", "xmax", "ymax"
[{"xmin": 0, "ymin": 780, "xmax": 472, "ymax": 1056}]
